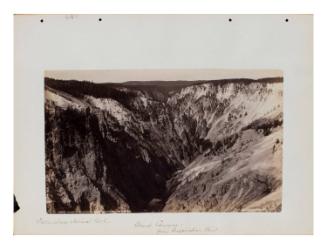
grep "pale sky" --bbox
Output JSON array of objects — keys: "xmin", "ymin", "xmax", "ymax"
[{"xmin": 45, "ymin": 69, "xmax": 283, "ymax": 83}]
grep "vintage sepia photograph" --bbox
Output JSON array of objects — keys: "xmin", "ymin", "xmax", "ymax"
[{"xmin": 44, "ymin": 69, "xmax": 283, "ymax": 213}]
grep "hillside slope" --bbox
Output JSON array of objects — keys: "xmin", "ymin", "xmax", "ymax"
[{"xmin": 45, "ymin": 77, "xmax": 283, "ymax": 213}]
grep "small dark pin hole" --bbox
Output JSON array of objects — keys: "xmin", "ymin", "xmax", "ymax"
[
  {"xmin": 40, "ymin": 19, "xmax": 44, "ymax": 23},
  {"xmin": 228, "ymin": 18, "xmax": 232, "ymax": 22},
  {"xmin": 98, "ymin": 18, "xmax": 102, "ymax": 22},
  {"xmin": 285, "ymin": 18, "xmax": 289, "ymax": 22}
]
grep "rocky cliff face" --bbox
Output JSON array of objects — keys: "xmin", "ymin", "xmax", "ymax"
[{"xmin": 45, "ymin": 77, "xmax": 283, "ymax": 213}]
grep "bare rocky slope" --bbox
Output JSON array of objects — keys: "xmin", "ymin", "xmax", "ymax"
[{"xmin": 45, "ymin": 77, "xmax": 283, "ymax": 213}]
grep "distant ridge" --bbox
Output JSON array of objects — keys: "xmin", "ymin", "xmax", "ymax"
[
  {"xmin": 45, "ymin": 76, "xmax": 283, "ymax": 87},
  {"xmin": 45, "ymin": 76, "xmax": 283, "ymax": 102}
]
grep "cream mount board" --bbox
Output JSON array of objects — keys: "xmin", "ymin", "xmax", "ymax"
[{"xmin": 14, "ymin": 14, "xmax": 313, "ymax": 234}]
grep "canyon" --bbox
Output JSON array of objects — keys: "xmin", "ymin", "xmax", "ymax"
[{"xmin": 45, "ymin": 76, "xmax": 283, "ymax": 213}]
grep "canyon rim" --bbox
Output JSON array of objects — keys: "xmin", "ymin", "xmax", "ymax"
[{"xmin": 44, "ymin": 69, "xmax": 283, "ymax": 213}]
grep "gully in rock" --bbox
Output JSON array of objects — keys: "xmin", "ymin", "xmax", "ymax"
[{"xmin": 44, "ymin": 71, "xmax": 283, "ymax": 213}]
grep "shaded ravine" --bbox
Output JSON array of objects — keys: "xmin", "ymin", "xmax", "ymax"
[{"xmin": 45, "ymin": 78, "xmax": 283, "ymax": 213}]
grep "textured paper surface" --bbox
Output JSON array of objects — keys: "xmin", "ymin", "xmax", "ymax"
[{"xmin": 14, "ymin": 14, "xmax": 313, "ymax": 234}]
